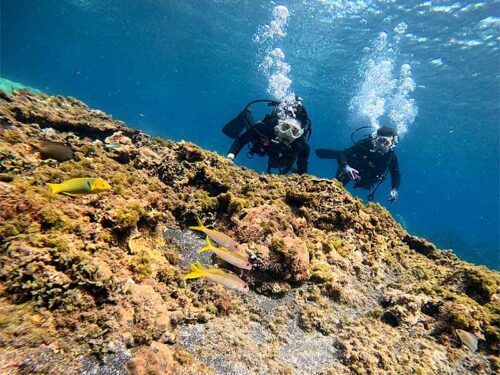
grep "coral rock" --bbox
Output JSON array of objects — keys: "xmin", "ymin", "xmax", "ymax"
[
  {"xmin": 0, "ymin": 91, "xmax": 497, "ymax": 374},
  {"xmin": 126, "ymin": 341, "xmax": 174, "ymax": 375}
]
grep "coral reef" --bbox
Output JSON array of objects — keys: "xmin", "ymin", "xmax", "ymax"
[
  {"xmin": 0, "ymin": 90, "xmax": 498, "ymax": 374},
  {"xmin": 0, "ymin": 78, "xmax": 40, "ymax": 95}
]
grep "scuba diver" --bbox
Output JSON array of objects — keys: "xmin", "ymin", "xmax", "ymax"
[
  {"xmin": 315, "ymin": 126, "xmax": 401, "ymax": 202},
  {"xmin": 222, "ymin": 97, "xmax": 311, "ymax": 175}
]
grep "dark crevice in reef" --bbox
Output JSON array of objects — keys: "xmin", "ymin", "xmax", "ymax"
[
  {"xmin": 403, "ymin": 234, "xmax": 440, "ymax": 259},
  {"xmin": 10, "ymin": 107, "xmax": 118, "ymax": 140},
  {"xmin": 381, "ymin": 311, "xmax": 400, "ymax": 327},
  {"xmin": 188, "ymin": 170, "xmax": 229, "ymax": 197},
  {"xmin": 421, "ymin": 301, "xmax": 441, "ymax": 318},
  {"xmin": 0, "ymin": 91, "xmax": 13, "ymax": 103},
  {"xmin": 449, "ymin": 269, "xmax": 496, "ymax": 306}
]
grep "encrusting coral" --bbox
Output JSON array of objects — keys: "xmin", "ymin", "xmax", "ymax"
[{"xmin": 0, "ymin": 90, "xmax": 498, "ymax": 374}]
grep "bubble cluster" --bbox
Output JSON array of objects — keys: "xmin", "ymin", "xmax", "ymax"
[
  {"xmin": 350, "ymin": 30, "xmax": 418, "ymax": 135},
  {"xmin": 254, "ymin": 5, "xmax": 295, "ymax": 101}
]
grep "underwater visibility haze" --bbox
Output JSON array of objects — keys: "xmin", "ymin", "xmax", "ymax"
[
  {"xmin": 2, "ymin": 2, "xmax": 500, "ymax": 373},
  {"xmin": 1, "ymin": 0, "xmax": 499, "ymax": 269}
]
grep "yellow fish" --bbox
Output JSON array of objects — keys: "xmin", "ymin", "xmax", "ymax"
[
  {"xmin": 183, "ymin": 261, "xmax": 249, "ymax": 293},
  {"xmin": 456, "ymin": 329, "xmax": 479, "ymax": 353},
  {"xmin": 48, "ymin": 178, "xmax": 111, "ymax": 196},
  {"xmin": 199, "ymin": 236, "xmax": 252, "ymax": 270},
  {"xmin": 189, "ymin": 216, "xmax": 242, "ymax": 252}
]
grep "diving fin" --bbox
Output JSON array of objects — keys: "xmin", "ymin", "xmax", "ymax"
[
  {"xmin": 222, "ymin": 108, "xmax": 254, "ymax": 139},
  {"xmin": 315, "ymin": 149, "xmax": 342, "ymax": 160}
]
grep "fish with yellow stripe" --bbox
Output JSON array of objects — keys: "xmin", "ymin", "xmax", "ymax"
[
  {"xmin": 199, "ymin": 236, "xmax": 252, "ymax": 270},
  {"xmin": 183, "ymin": 261, "xmax": 249, "ymax": 293},
  {"xmin": 48, "ymin": 177, "xmax": 111, "ymax": 196},
  {"xmin": 189, "ymin": 216, "xmax": 242, "ymax": 252}
]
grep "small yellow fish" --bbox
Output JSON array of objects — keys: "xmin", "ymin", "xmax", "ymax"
[
  {"xmin": 199, "ymin": 236, "xmax": 252, "ymax": 270},
  {"xmin": 183, "ymin": 261, "xmax": 249, "ymax": 293},
  {"xmin": 456, "ymin": 329, "xmax": 479, "ymax": 353},
  {"xmin": 48, "ymin": 178, "xmax": 111, "ymax": 196},
  {"xmin": 190, "ymin": 216, "xmax": 241, "ymax": 252}
]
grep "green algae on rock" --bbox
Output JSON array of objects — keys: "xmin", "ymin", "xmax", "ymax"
[{"xmin": 0, "ymin": 90, "xmax": 498, "ymax": 374}]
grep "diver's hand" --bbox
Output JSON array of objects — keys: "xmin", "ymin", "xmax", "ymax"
[
  {"xmin": 388, "ymin": 189, "xmax": 398, "ymax": 202},
  {"xmin": 227, "ymin": 153, "xmax": 235, "ymax": 163},
  {"xmin": 343, "ymin": 164, "xmax": 360, "ymax": 181}
]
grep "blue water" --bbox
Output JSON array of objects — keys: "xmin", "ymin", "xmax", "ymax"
[{"xmin": 2, "ymin": 0, "xmax": 499, "ymax": 269}]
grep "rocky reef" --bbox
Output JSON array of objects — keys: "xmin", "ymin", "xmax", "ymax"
[{"xmin": 0, "ymin": 90, "xmax": 498, "ymax": 374}]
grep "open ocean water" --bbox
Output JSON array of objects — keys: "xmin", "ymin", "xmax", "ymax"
[{"xmin": 1, "ymin": 0, "xmax": 499, "ymax": 269}]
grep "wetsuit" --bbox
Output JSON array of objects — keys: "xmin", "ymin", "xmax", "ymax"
[
  {"xmin": 316, "ymin": 138, "xmax": 400, "ymax": 190},
  {"xmin": 228, "ymin": 116, "xmax": 310, "ymax": 174}
]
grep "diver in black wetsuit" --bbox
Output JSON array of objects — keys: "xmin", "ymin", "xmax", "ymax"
[
  {"xmin": 316, "ymin": 126, "xmax": 401, "ymax": 202},
  {"xmin": 222, "ymin": 98, "xmax": 311, "ymax": 175}
]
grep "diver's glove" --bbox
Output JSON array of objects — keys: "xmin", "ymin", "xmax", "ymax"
[
  {"xmin": 227, "ymin": 153, "xmax": 235, "ymax": 163},
  {"xmin": 388, "ymin": 189, "xmax": 398, "ymax": 202},
  {"xmin": 343, "ymin": 164, "xmax": 360, "ymax": 181}
]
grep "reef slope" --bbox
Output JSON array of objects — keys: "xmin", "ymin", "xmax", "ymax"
[{"xmin": 0, "ymin": 90, "xmax": 498, "ymax": 374}]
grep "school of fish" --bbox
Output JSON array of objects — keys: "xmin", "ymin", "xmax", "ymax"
[{"xmin": 185, "ymin": 217, "xmax": 250, "ymax": 293}]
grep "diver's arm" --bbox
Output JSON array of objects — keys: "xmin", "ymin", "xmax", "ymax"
[
  {"xmin": 339, "ymin": 139, "xmax": 372, "ymax": 180},
  {"xmin": 227, "ymin": 126, "xmax": 259, "ymax": 157},
  {"xmin": 339, "ymin": 142, "xmax": 359, "ymax": 165},
  {"xmin": 389, "ymin": 153, "xmax": 401, "ymax": 189},
  {"xmin": 296, "ymin": 141, "xmax": 310, "ymax": 174},
  {"xmin": 339, "ymin": 150, "xmax": 348, "ymax": 166}
]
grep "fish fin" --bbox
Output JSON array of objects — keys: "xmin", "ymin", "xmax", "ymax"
[
  {"xmin": 198, "ymin": 236, "xmax": 215, "ymax": 253},
  {"xmin": 189, "ymin": 216, "xmax": 206, "ymax": 232},
  {"xmin": 28, "ymin": 143, "xmax": 40, "ymax": 152},
  {"xmin": 183, "ymin": 271, "xmax": 203, "ymax": 280},
  {"xmin": 61, "ymin": 192, "xmax": 86, "ymax": 197},
  {"xmin": 183, "ymin": 263, "xmax": 205, "ymax": 280}
]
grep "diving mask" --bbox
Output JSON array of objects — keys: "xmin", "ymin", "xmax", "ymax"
[
  {"xmin": 274, "ymin": 118, "xmax": 304, "ymax": 144},
  {"xmin": 374, "ymin": 136, "xmax": 394, "ymax": 154}
]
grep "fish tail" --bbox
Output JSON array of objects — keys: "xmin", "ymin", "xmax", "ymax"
[
  {"xmin": 183, "ymin": 262, "xmax": 206, "ymax": 280},
  {"xmin": 189, "ymin": 216, "xmax": 206, "ymax": 232},
  {"xmin": 48, "ymin": 183, "xmax": 60, "ymax": 195},
  {"xmin": 198, "ymin": 236, "xmax": 216, "ymax": 253}
]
